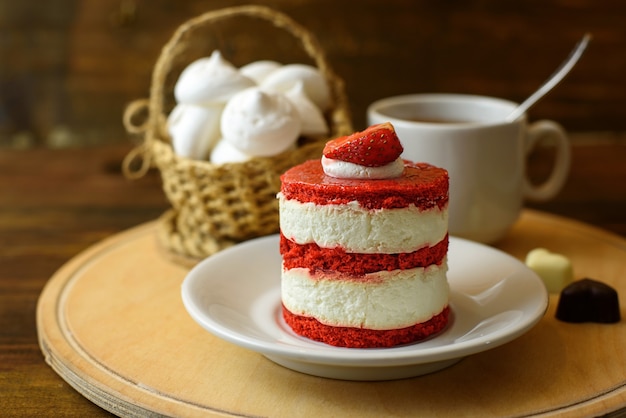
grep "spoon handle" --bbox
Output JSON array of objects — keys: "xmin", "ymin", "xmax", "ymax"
[{"xmin": 506, "ymin": 33, "xmax": 591, "ymax": 122}]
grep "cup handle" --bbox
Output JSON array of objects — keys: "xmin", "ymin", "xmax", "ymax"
[{"xmin": 523, "ymin": 120, "xmax": 571, "ymax": 201}]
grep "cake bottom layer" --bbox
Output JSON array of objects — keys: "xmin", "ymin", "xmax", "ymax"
[{"xmin": 283, "ymin": 305, "xmax": 450, "ymax": 348}]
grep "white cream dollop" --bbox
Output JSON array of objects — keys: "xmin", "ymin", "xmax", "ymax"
[
  {"xmin": 174, "ymin": 50, "xmax": 255, "ymax": 105},
  {"xmin": 260, "ymin": 64, "xmax": 331, "ymax": 111},
  {"xmin": 322, "ymin": 156, "xmax": 405, "ymax": 179},
  {"xmin": 221, "ymin": 87, "xmax": 301, "ymax": 157}
]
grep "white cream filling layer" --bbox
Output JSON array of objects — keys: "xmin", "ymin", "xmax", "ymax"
[
  {"xmin": 282, "ymin": 261, "xmax": 449, "ymax": 329},
  {"xmin": 278, "ymin": 196, "xmax": 448, "ymax": 253}
]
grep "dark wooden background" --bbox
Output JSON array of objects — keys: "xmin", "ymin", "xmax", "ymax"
[{"xmin": 0, "ymin": 0, "xmax": 624, "ymax": 149}]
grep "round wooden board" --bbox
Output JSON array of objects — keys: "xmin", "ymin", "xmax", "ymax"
[{"xmin": 37, "ymin": 210, "xmax": 626, "ymax": 418}]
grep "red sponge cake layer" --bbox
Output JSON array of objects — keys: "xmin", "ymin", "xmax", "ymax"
[
  {"xmin": 280, "ymin": 160, "xmax": 449, "ymax": 210},
  {"xmin": 280, "ymin": 233, "xmax": 448, "ymax": 275},
  {"xmin": 283, "ymin": 305, "xmax": 450, "ymax": 348}
]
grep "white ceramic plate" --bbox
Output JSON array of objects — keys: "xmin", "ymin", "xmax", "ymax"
[{"xmin": 181, "ymin": 235, "xmax": 548, "ymax": 381}]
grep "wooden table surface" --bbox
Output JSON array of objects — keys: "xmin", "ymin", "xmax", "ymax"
[{"xmin": 1, "ymin": 135, "xmax": 625, "ymax": 417}]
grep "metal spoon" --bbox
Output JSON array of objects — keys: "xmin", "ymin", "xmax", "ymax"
[{"xmin": 506, "ymin": 33, "xmax": 591, "ymax": 121}]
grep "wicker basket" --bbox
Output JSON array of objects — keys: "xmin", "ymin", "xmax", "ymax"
[{"xmin": 122, "ymin": 5, "xmax": 352, "ymax": 265}]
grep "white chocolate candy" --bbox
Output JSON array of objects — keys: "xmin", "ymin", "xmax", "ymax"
[
  {"xmin": 525, "ymin": 248, "xmax": 574, "ymax": 293},
  {"xmin": 174, "ymin": 50, "xmax": 255, "ymax": 106},
  {"xmin": 239, "ymin": 60, "xmax": 281, "ymax": 84},
  {"xmin": 221, "ymin": 87, "xmax": 300, "ymax": 157},
  {"xmin": 285, "ymin": 82, "xmax": 328, "ymax": 137},
  {"xmin": 260, "ymin": 64, "xmax": 331, "ymax": 111},
  {"xmin": 167, "ymin": 103, "xmax": 222, "ymax": 160}
]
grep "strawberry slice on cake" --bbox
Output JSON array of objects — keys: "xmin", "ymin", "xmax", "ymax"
[{"xmin": 323, "ymin": 122, "xmax": 404, "ymax": 167}]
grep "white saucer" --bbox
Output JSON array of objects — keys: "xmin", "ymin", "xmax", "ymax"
[{"xmin": 181, "ymin": 235, "xmax": 548, "ymax": 381}]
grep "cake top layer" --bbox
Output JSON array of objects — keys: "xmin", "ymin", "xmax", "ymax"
[{"xmin": 280, "ymin": 159, "xmax": 448, "ymax": 210}]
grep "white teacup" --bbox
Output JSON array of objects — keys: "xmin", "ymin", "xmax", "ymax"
[{"xmin": 367, "ymin": 93, "xmax": 571, "ymax": 244}]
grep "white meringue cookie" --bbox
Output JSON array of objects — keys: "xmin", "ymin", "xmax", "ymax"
[
  {"xmin": 210, "ymin": 138, "xmax": 253, "ymax": 164},
  {"xmin": 285, "ymin": 82, "xmax": 328, "ymax": 137},
  {"xmin": 174, "ymin": 50, "xmax": 255, "ymax": 105},
  {"xmin": 239, "ymin": 60, "xmax": 281, "ymax": 84},
  {"xmin": 210, "ymin": 137, "xmax": 298, "ymax": 165},
  {"xmin": 221, "ymin": 87, "xmax": 301, "ymax": 157},
  {"xmin": 260, "ymin": 64, "xmax": 331, "ymax": 111},
  {"xmin": 167, "ymin": 103, "xmax": 222, "ymax": 160}
]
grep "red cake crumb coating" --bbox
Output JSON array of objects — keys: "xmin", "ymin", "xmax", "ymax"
[
  {"xmin": 280, "ymin": 233, "xmax": 448, "ymax": 275},
  {"xmin": 280, "ymin": 159, "xmax": 449, "ymax": 210},
  {"xmin": 283, "ymin": 304, "xmax": 450, "ymax": 348}
]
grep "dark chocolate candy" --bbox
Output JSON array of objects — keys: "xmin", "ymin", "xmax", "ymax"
[{"xmin": 556, "ymin": 278, "xmax": 621, "ymax": 323}]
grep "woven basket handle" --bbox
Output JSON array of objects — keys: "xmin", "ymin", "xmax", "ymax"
[{"xmin": 123, "ymin": 5, "xmax": 350, "ymax": 179}]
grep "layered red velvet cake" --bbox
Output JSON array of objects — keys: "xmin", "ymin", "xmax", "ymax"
[{"xmin": 278, "ymin": 123, "xmax": 450, "ymax": 348}]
